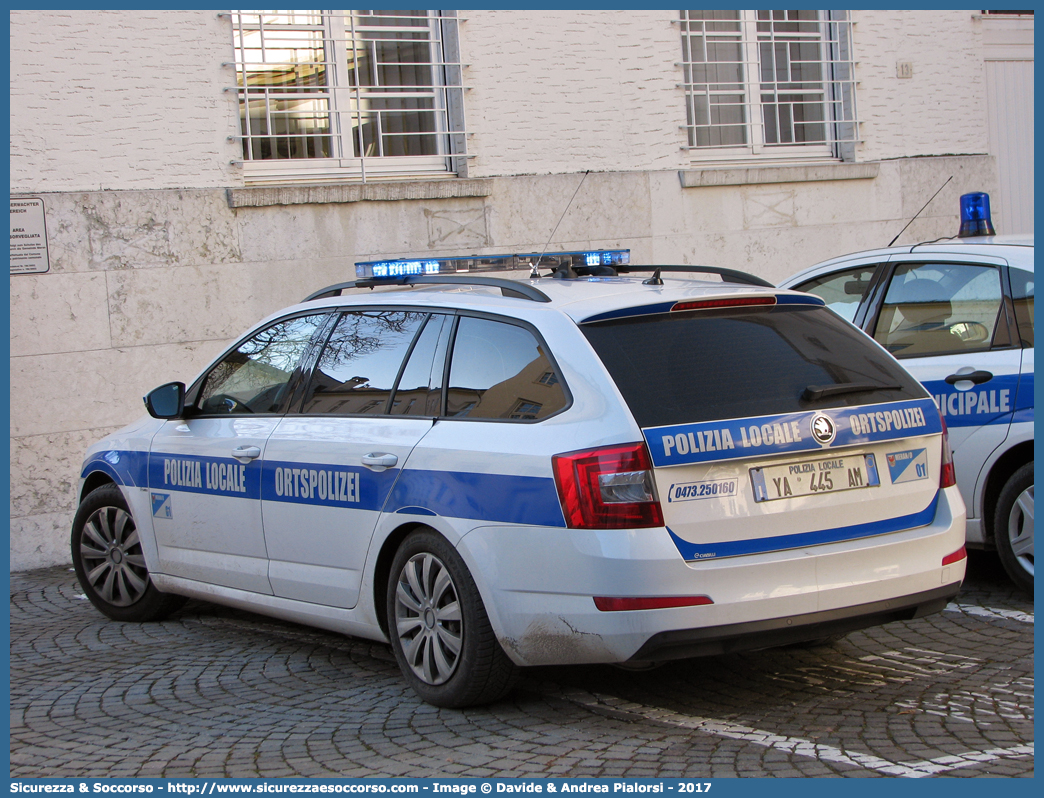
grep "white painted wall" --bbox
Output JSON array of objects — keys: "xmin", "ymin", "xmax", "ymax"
[
  {"xmin": 461, "ymin": 10, "xmax": 687, "ymax": 177},
  {"xmin": 10, "ymin": 10, "xmax": 241, "ymax": 192},
  {"xmin": 851, "ymin": 10, "xmax": 989, "ymax": 163},
  {"xmin": 12, "ymin": 10, "xmax": 996, "ymax": 193}
]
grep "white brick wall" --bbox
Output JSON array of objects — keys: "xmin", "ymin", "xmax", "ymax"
[
  {"xmin": 9, "ymin": 10, "xmax": 241, "ymax": 192},
  {"xmin": 853, "ymin": 10, "xmax": 989, "ymax": 162},
  {"xmin": 462, "ymin": 10, "xmax": 687, "ymax": 177},
  {"xmin": 11, "ymin": 10, "xmax": 993, "ymax": 191}
]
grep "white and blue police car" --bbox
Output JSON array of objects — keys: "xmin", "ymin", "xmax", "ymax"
[
  {"xmin": 781, "ymin": 194, "xmax": 1033, "ymax": 593},
  {"xmin": 73, "ymin": 252, "xmax": 967, "ymax": 707}
]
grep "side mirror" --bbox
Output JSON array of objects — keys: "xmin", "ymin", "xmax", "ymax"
[{"xmin": 144, "ymin": 382, "xmax": 186, "ymax": 419}]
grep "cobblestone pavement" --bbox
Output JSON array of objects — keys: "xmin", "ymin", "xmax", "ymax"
[{"xmin": 10, "ymin": 551, "xmax": 1033, "ymax": 779}]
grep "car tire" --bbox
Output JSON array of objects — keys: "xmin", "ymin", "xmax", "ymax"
[
  {"xmin": 71, "ymin": 484, "xmax": 187, "ymax": 622},
  {"xmin": 994, "ymin": 462, "xmax": 1033, "ymax": 594},
  {"xmin": 387, "ymin": 529, "xmax": 518, "ymax": 708}
]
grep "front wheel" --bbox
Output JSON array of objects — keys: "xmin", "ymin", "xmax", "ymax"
[
  {"xmin": 71, "ymin": 484, "xmax": 187, "ymax": 622},
  {"xmin": 994, "ymin": 462, "xmax": 1033, "ymax": 594},
  {"xmin": 387, "ymin": 529, "xmax": 518, "ymax": 707}
]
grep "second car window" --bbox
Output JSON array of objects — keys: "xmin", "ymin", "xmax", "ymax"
[{"xmin": 873, "ymin": 262, "xmax": 1004, "ymax": 357}]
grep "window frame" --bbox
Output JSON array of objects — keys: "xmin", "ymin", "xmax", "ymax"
[
  {"xmin": 230, "ymin": 10, "xmax": 467, "ymax": 184},
  {"xmin": 679, "ymin": 9, "xmax": 857, "ymax": 165},
  {"xmin": 865, "ymin": 259, "xmax": 1022, "ymax": 361}
]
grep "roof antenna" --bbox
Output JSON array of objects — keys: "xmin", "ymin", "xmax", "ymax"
[
  {"xmin": 888, "ymin": 175, "xmax": 953, "ymax": 247},
  {"xmin": 530, "ymin": 170, "xmax": 591, "ymax": 278}
]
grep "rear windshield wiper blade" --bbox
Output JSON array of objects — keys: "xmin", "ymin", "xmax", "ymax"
[{"xmin": 802, "ymin": 382, "xmax": 902, "ymax": 402}]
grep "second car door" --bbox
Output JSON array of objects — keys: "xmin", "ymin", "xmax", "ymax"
[
  {"xmin": 867, "ymin": 255, "xmax": 1021, "ymax": 506},
  {"xmin": 260, "ymin": 309, "xmax": 448, "ymax": 609}
]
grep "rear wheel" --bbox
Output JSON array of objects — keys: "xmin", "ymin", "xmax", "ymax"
[
  {"xmin": 71, "ymin": 484, "xmax": 186, "ymax": 622},
  {"xmin": 387, "ymin": 529, "xmax": 518, "ymax": 707},
  {"xmin": 994, "ymin": 462, "xmax": 1033, "ymax": 594}
]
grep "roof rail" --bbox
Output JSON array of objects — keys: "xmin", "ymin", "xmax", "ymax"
[
  {"xmin": 616, "ymin": 265, "xmax": 774, "ymax": 288},
  {"xmin": 303, "ymin": 275, "xmax": 552, "ymax": 304}
]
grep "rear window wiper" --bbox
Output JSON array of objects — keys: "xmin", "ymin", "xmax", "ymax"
[{"xmin": 802, "ymin": 382, "xmax": 902, "ymax": 402}]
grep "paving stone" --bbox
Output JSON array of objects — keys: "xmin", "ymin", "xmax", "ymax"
[{"xmin": 10, "ymin": 556, "xmax": 1033, "ymax": 779}]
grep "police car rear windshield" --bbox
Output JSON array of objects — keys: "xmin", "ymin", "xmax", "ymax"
[{"xmin": 582, "ymin": 305, "xmax": 927, "ymax": 428}]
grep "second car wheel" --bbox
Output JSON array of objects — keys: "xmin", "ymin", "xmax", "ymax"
[
  {"xmin": 994, "ymin": 462, "xmax": 1034, "ymax": 594},
  {"xmin": 71, "ymin": 484, "xmax": 187, "ymax": 622},
  {"xmin": 387, "ymin": 529, "xmax": 518, "ymax": 708}
]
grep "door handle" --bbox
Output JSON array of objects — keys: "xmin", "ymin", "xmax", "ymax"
[
  {"xmin": 945, "ymin": 370, "xmax": 993, "ymax": 386},
  {"xmin": 362, "ymin": 452, "xmax": 398, "ymax": 471},
  {"xmin": 232, "ymin": 445, "xmax": 262, "ymax": 461}
]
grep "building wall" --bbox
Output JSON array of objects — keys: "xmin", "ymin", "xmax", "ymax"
[
  {"xmin": 461, "ymin": 10, "xmax": 687, "ymax": 176},
  {"xmin": 9, "ymin": 10, "xmax": 1004, "ymax": 570},
  {"xmin": 853, "ymin": 10, "xmax": 989, "ymax": 163},
  {"xmin": 10, "ymin": 10, "xmax": 240, "ymax": 192},
  {"xmin": 11, "ymin": 10, "xmax": 994, "ymax": 192}
]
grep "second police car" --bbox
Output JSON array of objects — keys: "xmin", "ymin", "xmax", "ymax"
[
  {"xmin": 781, "ymin": 194, "xmax": 1033, "ymax": 593},
  {"xmin": 73, "ymin": 253, "xmax": 967, "ymax": 707}
]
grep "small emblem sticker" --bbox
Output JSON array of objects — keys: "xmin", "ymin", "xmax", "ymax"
[
  {"xmin": 886, "ymin": 448, "xmax": 929, "ymax": 484},
  {"xmin": 810, "ymin": 413, "xmax": 836, "ymax": 446},
  {"xmin": 151, "ymin": 492, "xmax": 172, "ymax": 519}
]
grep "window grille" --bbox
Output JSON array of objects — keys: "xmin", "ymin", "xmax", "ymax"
[
  {"xmin": 229, "ymin": 10, "xmax": 466, "ymax": 182},
  {"xmin": 679, "ymin": 10, "xmax": 857, "ymax": 161}
]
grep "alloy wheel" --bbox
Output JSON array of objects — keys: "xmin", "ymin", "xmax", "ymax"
[
  {"xmin": 79, "ymin": 506, "xmax": 150, "ymax": 607},
  {"xmin": 394, "ymin": 552, "xmax": 463, "ymax": 685},
  {"xmin": 1006, "ymin": 485, "xmax": 1034, "ymax": 578}
]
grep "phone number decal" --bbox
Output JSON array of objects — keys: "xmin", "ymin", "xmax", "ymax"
[{"xmin": 667, "ymin": 479, "xmax": 738, "ymax": 503}]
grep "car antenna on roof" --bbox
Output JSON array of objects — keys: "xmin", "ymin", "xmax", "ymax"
[
  {"xmin": 530, "ymin": 170, "xmax": 591, "ymax": 278},
  {"xmin": 887, "ymin": 175, "xmax": 952, "ymax": 247}
]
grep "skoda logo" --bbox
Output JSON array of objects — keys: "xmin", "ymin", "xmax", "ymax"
[{"xmin": 810, "ymin": 413, "xmax": 836, "ymax": 446}]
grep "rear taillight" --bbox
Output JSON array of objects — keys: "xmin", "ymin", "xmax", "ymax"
[
  {"xmin": 940, "ymin": 417, "xmax": 956, "ymax": 488},
  {"xmin": 553, "ymin": 442, "xmax": 664, "ymax": 529},
  {"xmin": 594, "ymin": 595, "xmax": 713, "ymax": 611},
  {"xmin": 942, "ymin": 546, "xmax": 967, "ymax": 566}
]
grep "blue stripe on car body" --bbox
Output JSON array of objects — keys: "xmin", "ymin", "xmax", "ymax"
[
  {"xmin": 668, "ymin": 492, "xmax": 941, "ymax": 561},
  {"xmin": 86, "ymin": 449, "xmax": 566, "ymax": 528}
]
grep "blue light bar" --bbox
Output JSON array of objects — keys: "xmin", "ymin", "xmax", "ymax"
[
  {"xmin": 355, "ymin": 249, "xmax": 630, "ymax": 279},
  {"xmin": 958, "ymin": 192, "xmax": 996, "ymax": 238},
  {"xmin": 368, "ymin": 260, "xmax": 441, "ymax": 278}
]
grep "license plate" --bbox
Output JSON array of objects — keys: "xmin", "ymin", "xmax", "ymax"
[{"xmin": 750, "ymin": 454, "xmax": 880, "ymax": 502}]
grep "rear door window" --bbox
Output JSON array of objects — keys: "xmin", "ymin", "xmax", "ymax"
[
  {"xmin": 301, "ymin": 310, "xmax": 428, "ymax": 415},
  {"xmin": 582, "ymin": 305, "xmax": 925, "ymax": 428}
]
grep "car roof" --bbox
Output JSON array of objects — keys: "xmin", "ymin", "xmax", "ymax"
[
  {"xmin": 782, "ymin": 235, "xmax": 1035, "ymax": 287},
  {"xmin": 273, "ymin": 274, "xmax": 818, "ymax": 328}
]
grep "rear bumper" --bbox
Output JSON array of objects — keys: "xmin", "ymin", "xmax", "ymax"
[
  {"xmin": 458, "ymin": 485, "xmax": 966, "ymax": 667},
  {"xmin": 629, "ymin": 583, "xmax": 957, "ymax": 661}
]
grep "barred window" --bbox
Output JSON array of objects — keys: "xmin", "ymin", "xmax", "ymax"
[
  {"xmin": 680, "ymin": 10, "xmax": 857, "ymax": 161},
  {"xmin": 231, "ymin": 10, "xmax": 465, "ymax": 183}
]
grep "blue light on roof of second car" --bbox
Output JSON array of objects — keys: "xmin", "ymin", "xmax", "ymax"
[{"xmin": 958, "ymin": 192, "xmax": 996, "ymax": 238}]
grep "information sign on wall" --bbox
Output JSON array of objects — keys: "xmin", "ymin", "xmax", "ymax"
[{"xmin": 10, "ymin": 198, "xmax": 50, "ymax": 274}]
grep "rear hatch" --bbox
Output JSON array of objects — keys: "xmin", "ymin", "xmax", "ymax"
[{"xmin": 580, "ymin": 294, "xmax": 945, "ymax": 560}]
